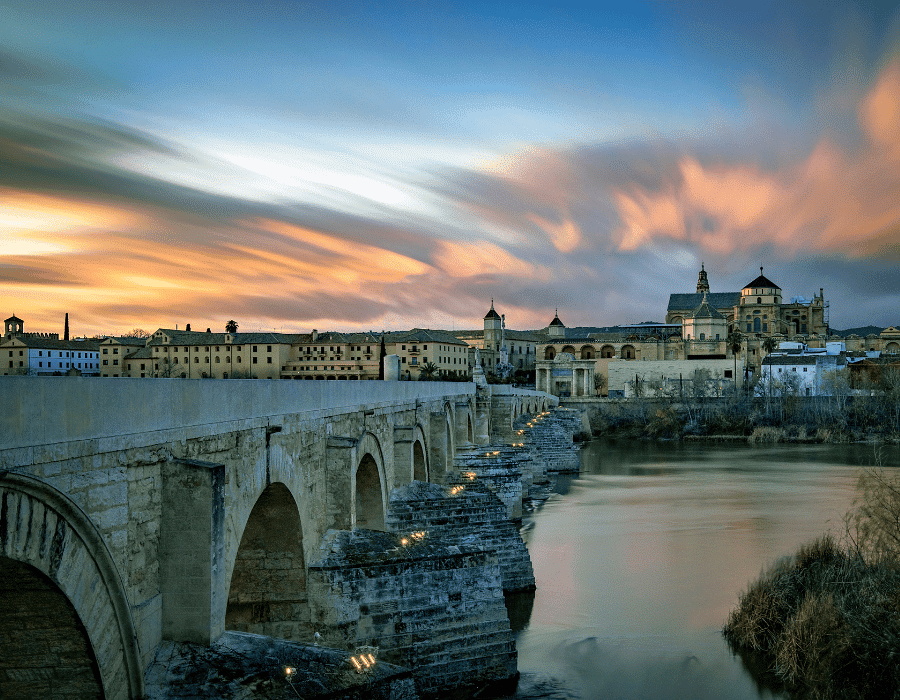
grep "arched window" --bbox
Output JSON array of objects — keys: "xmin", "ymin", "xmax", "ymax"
[
  {"xmin": 215, "ymin": 356, "xmax": 220, "ymax": 363},
  {"xmin": 754, "ymin": 317, "xmax": 761, "ymax": 332},
  {"xmin": 757, "ymin": 297, "xmax": 762, "ymax": 304},
  {"xmin": 699, "ymin": 333, "xmax": 705, "ymax": 340}
]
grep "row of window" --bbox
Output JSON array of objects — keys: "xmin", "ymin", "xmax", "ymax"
[
  {"xmin": 153, "ymin": 345, "xmax": 272, "ymax": 353},
  {"xmin": 37, "ymin": 361, "xmax": 97, "ymax": 369},
  {"xmin": 37, "ymin": 350, "xmax": 94, "ymax": 358}
]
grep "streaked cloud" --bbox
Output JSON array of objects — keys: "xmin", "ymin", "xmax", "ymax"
[{"xmin": 2, "ymin": 2, "xmax": 900, "ymax": 336}]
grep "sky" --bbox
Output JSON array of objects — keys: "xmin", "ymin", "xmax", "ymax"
[{"xmin": 2, "ymin": 0, "xmax": 900, "ymax": 337}]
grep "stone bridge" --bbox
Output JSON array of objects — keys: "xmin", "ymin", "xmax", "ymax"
[{"xmin": 0, "ymin": 378, "xmax": 556, "ymax": 699}]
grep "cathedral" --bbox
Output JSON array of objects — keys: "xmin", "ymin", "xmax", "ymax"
[{"xmin": 666, "ymin": 265, "xmax": 829, "ymax": 338}]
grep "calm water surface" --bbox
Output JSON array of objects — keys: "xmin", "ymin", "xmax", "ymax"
[{"xmin": 506, "ymin": 439, "xmax": 900, "ymax": 700}]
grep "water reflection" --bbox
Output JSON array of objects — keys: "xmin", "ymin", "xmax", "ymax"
[
  {"xmin": 505, "ymin": 439, "xmax": 894, "ymax": 700},
  {"xmin": 505, "ymin": 590, "xmax": 536, "ymax": 637}
]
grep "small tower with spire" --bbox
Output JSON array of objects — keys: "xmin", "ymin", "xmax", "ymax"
[
  {"xmin": 483, "ymin": 299, "xmax": 502, "ymax": 350},
  {"xmin": 548, "ymin": 309, "xmax": 566, "ymax": 339},
  {"xmin": 696, "ymin": 263, "xmax": 710, "ymax": 295}
]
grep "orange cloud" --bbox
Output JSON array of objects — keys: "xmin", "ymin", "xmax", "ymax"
[
  {"xmin": 527, "ymin": 212, "xmax": 583, "ymax": 253},
  {"xmin": 612, "ymin": 59, "xmax": 900, "ymax": 261},
  {"xmin": 861, "ymin": 60, "xmax": 900, "ymax": 160},
  {"xmin": 434, "ymin": 240, "xmax": 549, "ymax": 280}
]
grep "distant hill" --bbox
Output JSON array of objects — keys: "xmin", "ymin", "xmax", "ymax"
[{"xmin": 830, "ymin": 326, "xmax": 886, "ymax": 338}]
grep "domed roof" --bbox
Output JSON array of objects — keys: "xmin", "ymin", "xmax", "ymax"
[
  {"xmin": 484, "ymin": 300, "xmax": 501, "ymax": 320},
  {"xmin": 744, "ymin": 267, "xmax": 780, "ymax": 291},
  {"xmin": 549, "ymin": 310, "xmax": 564, "ymax": 327}
]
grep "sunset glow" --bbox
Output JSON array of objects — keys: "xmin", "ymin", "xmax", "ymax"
[{"xmin": 2, "ymin": 1, "xmax": 899, "ymax": 337}]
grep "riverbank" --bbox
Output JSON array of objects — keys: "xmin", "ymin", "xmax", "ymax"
[
  {"xmin": 575, "ymin": 395, "xmax": 900, "ymax": 444},
  {"xmin": 724, "ymin": 460, "xmax": 900, "ymax": 700},
  {"xmin": 723, "ymin": 535, "xmax": 900, "ymax": 700}
]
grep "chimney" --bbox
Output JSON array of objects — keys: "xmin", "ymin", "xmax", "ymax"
[
  {"xmin": 64, "ymin": 313, "xmax": 69, "ymax": 341},
  {"xmin": 312, "ymin": 329, "xmax": 318, "ymax": 342},
  {"xmin": 186, "ymin": 323, "xmax": 191, "ymax": 332}
]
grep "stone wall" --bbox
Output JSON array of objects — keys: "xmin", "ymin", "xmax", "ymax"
[
  {"xmin": 0, "ymin": 558, "xmax": 104, "ymax": 699},
  {"xmin": 307, "ymin": 529, "xmax": 517, "ymax": 699}
]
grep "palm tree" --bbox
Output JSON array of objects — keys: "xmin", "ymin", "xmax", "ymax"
[
  {"xmin": 418, "ymin": 362, "xmax": 439, "ymax": 381},
  {"xmin": 225, "ymin": 320, "xmax": 238, "ymax": 333},
  {"xmin": 762, "ymin": 335, "xmax": 777, "ymax": 355},
  {"xmin": 727, "ymin": 330, "xmax": 743, "ymax": 392}
]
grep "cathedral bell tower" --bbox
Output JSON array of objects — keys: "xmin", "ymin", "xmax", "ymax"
[{"xmin": 696, "ymin": 263, "xmax": 710, "ymax": 295}]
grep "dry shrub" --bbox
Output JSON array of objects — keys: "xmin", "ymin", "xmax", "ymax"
[
  {"xmin": 815, "ymin": 428, "xmax": 832, "ymax": 443},
  {"xmin": 795, "ymin": 534, "xmax": 844, "ymax": 571},
  {"xmin": 723, "ymin": 558, "xmax": 794, "ymax": 651},
  {"xmin": 646, "ymin": 407, "xmax": 679, "ymax": 438},
  {"xmin": 774, "ymin": 591, "xmax": 851, "ymax": 690},
  {"xmin": 845, "ymin": 466, "xmax": 900, "ymax": 562},
  {"xmin": 748, "ymin": 426, "xmax": 786, "ymax": 443}
]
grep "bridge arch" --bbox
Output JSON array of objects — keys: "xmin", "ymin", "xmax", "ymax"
[
  {"xmin": 412, "ymin": 424, "xmax": 429, "ymax": 482},
  {"xmin": 0, "ymin": 472, "xmax": 144, "ymax": 700},
  {"xmin": 353, "ymin": 432, "xmax": 387, "ymax": 531},
  {"xmin": 443, "ymin": 401, "xmax": 456, "ymax": 472},
  {"xmin": 225, "ymin": 482, "xmax": 307, "ymax": 640}
]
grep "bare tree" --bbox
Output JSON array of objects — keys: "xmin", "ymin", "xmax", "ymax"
[
  {"xmin": 126, "ymin": 328, "xmax": 151, "ymax": 339},
  {"xmin": 152, "ymin": 356, "xmax": 186, "ymax": 378}
]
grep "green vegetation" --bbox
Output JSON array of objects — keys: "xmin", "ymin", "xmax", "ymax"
[
  {"xmin": 591, "ymin": 370, "xmax": 900, "ymax": 442},
  {"xmin": 723, "ymin": 464, "xmax": 900, "ymax": 699}
]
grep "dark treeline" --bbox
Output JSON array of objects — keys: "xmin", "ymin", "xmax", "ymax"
[{"xmin": 591, "ymin": 390, "xmax": 900, "ymax": 442}]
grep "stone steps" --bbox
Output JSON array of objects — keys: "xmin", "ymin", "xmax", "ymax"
[
  {"xmin": 513, "ymin": 408, "xmax": 581, "ymax": 474},
  {"xmin": 385, "ymin": 481, "xmax": 535, "ymax": 594}
]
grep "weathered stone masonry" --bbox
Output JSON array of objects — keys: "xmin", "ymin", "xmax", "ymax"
[{"xmin": 0, "ymin": 378, "xmax": 558, "ymax": 699}]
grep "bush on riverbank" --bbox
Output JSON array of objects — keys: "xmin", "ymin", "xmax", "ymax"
[
  {"xmin": 724, "ymin": 466, "xmax": 900, "ymax": 699},
  {"xmin": 590, "ymin": 394, "xmax": 900, "ymax": 443},
  {"xmin": 724, "ymin": 534, "xmax": 900, "ymax": 699}
]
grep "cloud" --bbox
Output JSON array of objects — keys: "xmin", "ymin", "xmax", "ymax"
[{"xmin": 4, "ymin": 42, "xmax": 900, "ymax": 336}]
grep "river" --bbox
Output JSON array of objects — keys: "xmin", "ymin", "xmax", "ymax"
[{"xmin": 504, "ymin": 439, "xmax": 900, "ymax": 700}]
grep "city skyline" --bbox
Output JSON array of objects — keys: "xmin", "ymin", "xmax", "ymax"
[{"xmin": 2, "ymin": 1, "xmax": 900, "ymax": 337}]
